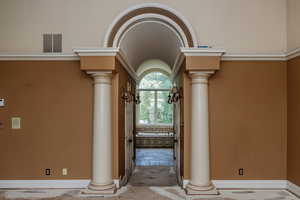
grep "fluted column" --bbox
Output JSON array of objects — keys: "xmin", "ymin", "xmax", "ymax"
[
  {"xmin": 83, "ymin": 71, "xmax": 116, "ymax": 194},
  {"xmin": 186, "ymin": 71, "xmax": 218, "ymax": 195}
]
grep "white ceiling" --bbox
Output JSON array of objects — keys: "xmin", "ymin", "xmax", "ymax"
[{"xmin": 119, "ymin": 22, "xmax": 182, "ymax": 71}]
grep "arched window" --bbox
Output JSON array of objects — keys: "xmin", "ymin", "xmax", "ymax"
[
  {"xmin": 138, "ymin": 72, "xmax": 173, "ymax": 125},
  {"xmin": 139, "ymin": 72, "xmax": 172, "ymax": 89}
]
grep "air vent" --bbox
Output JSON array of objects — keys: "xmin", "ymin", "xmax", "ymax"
[{"xmin": 43, "ymin": 33, "xmax": 62, "ymax": 53}]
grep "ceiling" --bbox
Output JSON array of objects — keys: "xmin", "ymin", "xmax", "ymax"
[{"xmin": 119, "ymin": 22, "xmax": 182, "ymax": 71}]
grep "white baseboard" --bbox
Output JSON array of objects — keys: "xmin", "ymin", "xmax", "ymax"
[
  {"xmin": 213, "ymin": 180, "xmax": 287, "ymax": 189},
  {"xmin": 0, "ymin": 179, "xmax": 296, "ymax": 191},
  {"xmin": 182, "ymin": 179, "xmax": 287, "ymax": 189},
  {"xmin": 287, "ymin": 181, "xmax": 300, "ymax": 197},
  {"xmin": 0, "ymin": 180, "xmax": 90, "ymax": 189}
]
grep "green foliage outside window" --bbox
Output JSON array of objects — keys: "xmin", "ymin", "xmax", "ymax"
[{"xmin": 138, "ymin": 72, "xmax": 173, "ymax": 125}]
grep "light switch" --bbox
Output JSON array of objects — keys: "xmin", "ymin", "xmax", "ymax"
[
  {"xmin": 0, "ymin": 99, "xmax": 4, "ymax": 107},
  {"xmin": 11, "ymin": 117, "xmax": 21, "ymax": 129},
  {"xmin": 62, "ymin": 168, "xmax": 68, "ymax": 176}
]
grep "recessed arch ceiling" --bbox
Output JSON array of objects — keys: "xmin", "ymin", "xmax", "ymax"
[{"xmin": 119, "ymin": 21, "xmax": 182, "ymax": 71}]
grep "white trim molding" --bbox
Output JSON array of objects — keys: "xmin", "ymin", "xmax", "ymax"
[
  {"xmin": 213, "ymin": 180, "xmax": 287, "ymax": 189},
  {"xmin": 287, "ymin": 181, "xmax": 300, "ymax": 197},
  {"xmin": 286, "ymin": 48, "xmax": 300, "ymax": 61},
  {"xmin": 183, "ymin": 179, "xmax": 288, "ymax": 189},
  {"xmin": 103, "ymin": 3, "xmax": 198, "ymax": 47},
  {"xmin": 0, "ymin": 179, "xmax": 298, "ymax": 192},
  {"xmin": 0, "ymin": 180, "xmax": 90, "ymax": 189},
  {"xmin": 181, "ymin": 47, "xmax": 226, "ymax": 57},
  {"xmin": 1, "ymin": 48, "xmax": 299, "ymax": 62},
  {"xmin": 222, "ymin": 48, "xmax": 300, "ymax": 61},
  {"xmin": 0, "ymin": 53, "xmax": 79, "ymax": 61},
  {"xmin": 73, "ymin": 47, "xmax": 119, "ymax": 57},
  {"xmin": 222, "ymin": 54, "xmax": 287, "ymax": 61},
  {"xmin": 73, "ymin": 47, "xmax": 138, "ymax": 81}
]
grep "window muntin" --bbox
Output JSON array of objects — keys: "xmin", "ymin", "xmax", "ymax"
[
  {"xmin": 138, "ymin": 72, "xmax": 173, "ymax": 125},
  {"xmin": 139, "ymin": 72, "xmax": 172, "ymax": 89}
]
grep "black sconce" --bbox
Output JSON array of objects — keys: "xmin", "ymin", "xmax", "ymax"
[
  {"xmin": 135, "ymin": 93, "xmax": 141, "ymax": 104},
  {"xmin": 121, "ymin": 81, "xmax": 141, "ymax": 104},
  {"xmin": 121, "ymin": 87, "xmax": 132, "ymax": 103},
  {"xmin": 168, "ymin": 86, "xmax": 181, "ymax": 104}
]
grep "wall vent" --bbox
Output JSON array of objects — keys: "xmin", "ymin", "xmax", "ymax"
[{"xmin": 43, "ymin": 33, "xmax": 62, "ymax": 53}]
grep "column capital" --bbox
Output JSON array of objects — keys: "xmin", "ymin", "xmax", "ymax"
[
  {"xmin": 189, "ymin": 71, "xmax": 215, "ymax": 84},
  {"xmin": 87, "ymin": 71, "xmax": 113, "ymax": 84}
]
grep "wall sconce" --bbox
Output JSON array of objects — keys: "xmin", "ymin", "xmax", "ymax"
[
  {"xmin": 121, "ymin": 87, "xmax": 132, "ymax": 103},
  {"xmin": 121, "ymin": 81, "xmax": 141, "ymax": 104},
  {"xmin": 135, "ymin": 93, "xmax": 141, "ymax": 104},
  {"xmin": 168, "ymin": 86, "xmax": 181, "ymax": 104},
  {"xmin": 121, "ymin": 81, "xmax": 133, "ymax": 103}
]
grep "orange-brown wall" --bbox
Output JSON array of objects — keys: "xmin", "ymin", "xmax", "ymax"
[
  {"xmin": 0, "ymin": 59, "xmax": 288, "ymax": 181},
  {"xmin": 0, "ymin": 61, "xmax": 93, "ymax": 179},
  {"xmin": 209, "ymin": 61, "xmax": 287, "ymax": 180},
  {"xmin": 115, "ymin": 59, "xmax": 136, "ymax": 179},
  {"xmin": 287, "ymin": 56, "xmax": 300, "ymax": 185}
]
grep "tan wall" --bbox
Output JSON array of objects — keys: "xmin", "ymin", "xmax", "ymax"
[
  {"xmin": 287, "ymin": 56, "xmax": 300, "ymax": 185},
  {"xmin": 0, "ymin": 61, "xmax": 93, "ymax": 179},
  {"xmin": 113, "ymin": 59, "xmax": 136, "ymax": 179},
  {"xmin": 287, "ymin": 0, "xmax": 300, "ymax": 51},
  {"xmin": 209, "ymin": 61, "xmax": 287, "ymax": 180},
  {"xmin": 0, "ymin": 59, "xmax": 288, "ymax": 180},
  {"xmin": 0, "ymin": 0, "xmax": 287, "ymax": 54}
]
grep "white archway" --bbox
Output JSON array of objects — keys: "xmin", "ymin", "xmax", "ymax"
[
  {"xmin": 112, "ymin": 14, "xmax": 188, "ymax": 48},
  {"xmin": 103, "ymin": 3, "xmax": 198, "ymax": 48}
]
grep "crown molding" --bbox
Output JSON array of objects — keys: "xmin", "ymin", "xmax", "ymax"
[
  {"xmin": 286, "ymin": 48, "xmax": 300, "ymax": 61},
  {"xmin": 0, "ymin": 47, "xmax": 299, "ymax": 63},
  {"xmin": 222, "ymin": 48, "xmax": 300, "ymax": 61},
  {"xmin": 181, "ymin": 47, "xmax": 226, "ymax": 57},
  {"xmin": 222, "ymin": 53, "xmax": 287, "ymax": 61},
  {"xmin": 73, "ymin": 47, "xmax": 119, "ymax": 57},
  {"xmin": 0, "ymin": 53, "xmax": 79, "ymax": 61},
  {"xmin": 73, "ymin": 47, "xmax": 138, "ymax": 81}
]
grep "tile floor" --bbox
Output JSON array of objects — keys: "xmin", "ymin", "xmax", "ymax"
[
  {"xmin": 0, "ymin": 187, "xmax": 298, "ymax": 200},
  {"xmin": 129, "ymin": 166, "xmax": 177, "ymax": 186},
  {"xmin": 135, "ymin": 148, "xmax": 174, "ymax": 166}
]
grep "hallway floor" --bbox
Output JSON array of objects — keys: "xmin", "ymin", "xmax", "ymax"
[
  {"xmin": 0, "ymin": 188, "xmax": 298, "ymax": 200},
  {"xmin": 129, "ymin": 166, "xmax": 177, "ymax": 186},
  {"xmin": 136, "ymin": 148, "xmax": 174, "ymax": 166}
]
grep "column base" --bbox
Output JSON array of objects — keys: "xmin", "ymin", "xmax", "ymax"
[
  {"xmin": 81, "ymin": 182, "xmax": 116, "ymax": 195},
  {"xmin": 185, "ymin": 183, "xmax": 219, "ymax": 195}
]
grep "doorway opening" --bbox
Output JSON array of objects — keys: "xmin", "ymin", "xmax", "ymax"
[
  {"xmin": 130, "ymin": 70, "xmax": 177, "ymax": 186},
  {"xmin": 103, "ymin": 3, "xmax": 199, "ymax": 188}
]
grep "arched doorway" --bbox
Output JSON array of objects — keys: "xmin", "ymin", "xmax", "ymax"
[
  {"xmin": 74, "ymin": 2, "xmax": 223, "ymax": 195},
  {"xmin": 102, "ymin": 3, "xmax": 197, "ymax": 188}
]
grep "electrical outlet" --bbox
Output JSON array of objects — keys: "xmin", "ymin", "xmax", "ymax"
[
  {"xmin": 62, "ymin": 168, "xmax": 68, "ymax": 176},
  {"xmin": 45, "ymin": 168, "xmax": 51, "ymax": 176},
  {"xmin": 239, "ymin": 168, "xmax": 244, "ymax": 176}
]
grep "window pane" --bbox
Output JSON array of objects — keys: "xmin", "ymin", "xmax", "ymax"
[
  {"xmin": 138, "ymin": 91, "xmax": 155, "ymax": 124},
  {"xmin": 156, "ymin": 91, "xmax": 173, "ymax": 124},
  {"xmin": 139, "ymin": 72, "xmax": 172, "ymax": 89}
]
